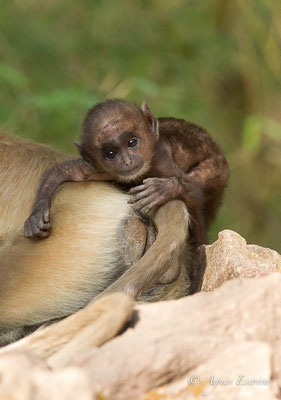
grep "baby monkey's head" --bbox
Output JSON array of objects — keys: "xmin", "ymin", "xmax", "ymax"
[{"xmin": 75, "ymin": 99, "xmax": 159, "ymax": 182}]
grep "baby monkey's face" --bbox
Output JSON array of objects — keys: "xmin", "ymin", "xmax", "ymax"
[
  {"xmin": 95, "ymin": 121, "xmax": 156, "ymax": 182},
  {"xmin": 79, "ymin": 100, "xmax": 159, "ymax": 182}
]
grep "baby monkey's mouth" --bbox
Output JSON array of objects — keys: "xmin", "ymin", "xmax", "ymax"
[
  {"xmin": 120, "ymin": 164, "xmax": 143, "ymax": 176},
  {"xmin": 118, "ymin": 163, "xmax": 150, "ymax": 183}
]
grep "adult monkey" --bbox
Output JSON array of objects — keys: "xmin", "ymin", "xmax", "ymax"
[{"xmin": 0, "ymin": 132, "xmax": 190, "ymax": 345}]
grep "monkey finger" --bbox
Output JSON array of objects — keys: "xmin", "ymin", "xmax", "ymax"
[
  {"xmin": 24, "ymin": 220, "xmax": 32, "ymax": 238},
  {"xmin": 128, "ymin": 186, "xmax": 156, "ymax": 204},
  {"xmin": 131, "ymin": 193, "xmax": 158, "ymax": 211},
  {"xmin": 138, "ymin": 198, "xmax": 162, "ymax": 215},
  {"xmin": 43, "ymin": 209, "xmax": 50, "ymax": 223},
  {"xmin": 26, "ymin": 220, "xmax": 38, "ymax": 239},
  {"xmin": 41, "ymin": 222, "xmax": 51, "ymax": 231},
  {"xmin": 128, "ymin": 184, "xmax": 148, "ymax": 194},
  {"xmin": 29, "ymin": 217, "xmax": 44, "ymax": 238},
  {"xmin": 35, "ymin": 230, "xmax": 50, "ymax": 239},
  {"xmin": 38, "ymin": 218, "xmax": 51, "ymax": 230},
  {"xmin": 142, "ymin": 177, "xmax": 163, "ymax": 184}
]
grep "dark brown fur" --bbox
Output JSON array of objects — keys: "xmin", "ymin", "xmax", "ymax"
[{"xmin": 24, "ymin": 99, "xmax": 229, "ymax": 251}]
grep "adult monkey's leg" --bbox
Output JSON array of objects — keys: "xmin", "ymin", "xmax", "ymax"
[{"xmin": 95, "ymin": 200, "xmax": 191, "ymax": 302}]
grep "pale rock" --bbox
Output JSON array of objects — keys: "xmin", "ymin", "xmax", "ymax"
[
  {"xmin": 141, "ymin": 342, "xmax": 274, "ymax": 400},
  {"xmin": 0, "ymin": 231, "xmax": 280, "ymax": 400},
  {"xmin": 0, "ymin": 351, "xmax": 94, "ymax": 400},
  {"xmin": 272, "ymin": 340, "xmax": 281, "ymax": 398},
  {"xmin": 71, "ymin": 274, "xmax": 281, "ymax": 400},
  {"xmin": 200, "ymin": 230, "xmax": 280, "ymax": 292}
]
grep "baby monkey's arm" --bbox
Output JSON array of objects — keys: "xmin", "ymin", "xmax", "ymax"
[
  {"xmin": 24, "ymin": 159, "xmax": 108, "ymax": 239},
  {"xmin": 128, "ymin": 173, "xmax": 206, "ymax": 247},
  {"xmin": 129, "ymin": 155, "xmax": 228, "ymax": 248}
]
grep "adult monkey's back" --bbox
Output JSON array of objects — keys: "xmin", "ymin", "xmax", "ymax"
[{"xmin": 0, "ymin": 133, "xmax": 190, "ymax": 345}]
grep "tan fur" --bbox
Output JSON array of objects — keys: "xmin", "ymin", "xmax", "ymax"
[
  {"xmin": 0, "ymin": 132, "xmax": 71, "ymax": 238},
  {"xmin": 0, "ymin": 133, "xmax": 191, "ymax": 342},
  {"xmin": 97, "ymin": 200, "xmax": 191, "ymax": 302},
  {"xmin": 0, "ymin": 293, "xmax": 134, "ymax": 362},
  {"xmin": 0, "ymin": 133, "xmax": 137, "ymax": 330}
]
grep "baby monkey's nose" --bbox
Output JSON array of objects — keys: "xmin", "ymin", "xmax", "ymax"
[{"xmin": 123, "ymin": 154, "xmax": 132, "ymax": 166}]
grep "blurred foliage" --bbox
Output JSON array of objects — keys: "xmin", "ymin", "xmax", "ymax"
[{"xmin": 0, "ymin": 0, "xmax": 280, "ymax": 251}]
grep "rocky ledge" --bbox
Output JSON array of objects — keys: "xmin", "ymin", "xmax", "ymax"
[{"xmin": 0, "ymin": 230, "xmax": 280, "ymax": 399}]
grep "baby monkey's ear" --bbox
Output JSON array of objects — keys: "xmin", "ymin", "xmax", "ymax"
[
  {"xmin": 73, "ymin": 140, "xmax": 83, "ymax": 156},
  {"xmin": 141, "ymin": 100, "xmax": 159, "ymax": 141}
]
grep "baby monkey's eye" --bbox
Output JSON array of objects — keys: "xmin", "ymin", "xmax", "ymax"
[
  {"xmin": 128, "ymin": 137, "xmax": 138, "ymax": 148},
  {"xmin": 105, "ymin": 150, "xmax": 117, "ymax": 160}
]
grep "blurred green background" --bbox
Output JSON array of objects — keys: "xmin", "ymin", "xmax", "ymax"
[{"xmin": 0, "ymin": 0, "xmax": 280, "ymax": 251}]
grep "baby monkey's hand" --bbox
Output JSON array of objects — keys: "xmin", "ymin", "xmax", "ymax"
[
  {"xmin": 24, "ymin": 201, "xmax": 51, "ymax": 239},
  {"xmin": 128, "ymin": 177, "xmax": 181, "ymax": 215}
]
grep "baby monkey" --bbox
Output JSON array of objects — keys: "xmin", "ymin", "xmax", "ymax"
[{"xmin": 24, "ymin": 99, "xmax": 229, "ymax": 249}]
